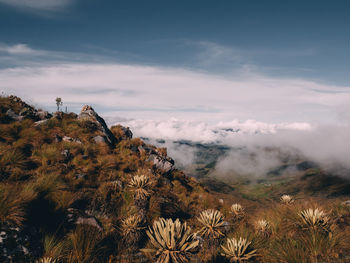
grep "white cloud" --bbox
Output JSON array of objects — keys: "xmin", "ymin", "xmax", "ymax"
[
  {"xmin": 0, "ymin": 0, "xmax": 72, "ymax": 10},
  {"xmin": 0, "ymin": 43, "xmax": 45, "ymax": 55},
  {"xmin": 0, "ymin": 61, "xmax": 349, "ymax": 124},
  {"xmin": 113, "ymin": 117, "xmax": 350, "ymax": 177},
  {"xmin": 112, "ymin": 118, "xmax": 312, "ymax": 142}
]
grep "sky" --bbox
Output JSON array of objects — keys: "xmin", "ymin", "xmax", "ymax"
[{"xmin": 0, "ymin": 0, "xmax": 350, "ymax": 126}]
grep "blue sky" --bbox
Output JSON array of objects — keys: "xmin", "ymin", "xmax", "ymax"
[{"xmin": 0, "ymin": 0, "xmax": 350, "ymax": 125}]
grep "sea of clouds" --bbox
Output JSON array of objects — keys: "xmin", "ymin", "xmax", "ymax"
[{"xmin": 106, "ymin": 117, "xmax": 350, "ymax": 178}]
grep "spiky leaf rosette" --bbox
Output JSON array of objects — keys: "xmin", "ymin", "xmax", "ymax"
[
  {"xmin": 280, "ymin": 195, "xmax": 294, "ymax": 204},
  {"xmin": 142, "ymin": 218, "xmax": 199, "ymax": 263},
  {"xmin": 230, "ymin": 203, "xmax": 244, "ymax": 221},
  {"xmin": 299, "ymin": 208, "xmax": 329, "ymax": 230},
  {"xmin": 128, "ymin": 174, "xmax": 153, "ymax": 201},
  {"xmin": 35, "ymin": 257, "xmax": 57, "ymax": 263},
  {"xmin": 197, "ymin": 209, "xmax": 225, "ymax": 239},
  {"xmin": 221, "ymin": 237, "xmax": 257, "ymax": 262},
  {"xmin": 255, "ymin": 219, "xmax": 271, "ymax": 236},
  {"xmin": 121, "ymin": 215, "xmax": 144, "ymax": 246}
]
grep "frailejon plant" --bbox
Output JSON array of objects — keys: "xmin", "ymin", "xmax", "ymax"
[
  {"xmin": 142, "ymin": 218, "xmax": 199, "ymax": 263},
  {"xmin": 255, "ymin": 219, "xmax": 271, "ymax": 237},
  {"xmin": 121, "ymin": 215, "xmax": 144, "ymax": 246},
  {"xmin": 35, "ymin": 257, "xmax": 57, "ymax": 263},
  {"xmin": 221, "ymin": 237, "xmax": 257, "ymax": 263},
  {"xmin": 280, "ymin": 195, "xmax": 294, "ymax": 205},
  {"xmin": 230, "ymin": 203, "xmax": 245, "ymax": 220},
  {"xmin": 299, "ymin": 208, "xmax": 329, "ymax": 230},
  {"xmin": 128, "ymin": 174, "xmax": 152, "ymax": 201},
  {"xmin": 197, "ymin": 209, "xmax": 225, "ymax": 239}
]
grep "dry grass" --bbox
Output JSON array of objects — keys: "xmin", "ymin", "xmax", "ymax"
[{"xmin": 0, "ymin": 184, "xmax": 25, "ymax": 226}]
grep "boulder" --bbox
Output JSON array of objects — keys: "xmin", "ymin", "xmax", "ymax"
[
  {"xmin": 78, "ymin": 105, "xmax": 117, "ymax": 146},
  {"xmin": 34, "ymin": 119, "xmax": 49, "ymax": 126},
  {"xmin": 6, "ymin": 109, "xmax": 23, "ymax": 121},
  {"xmin": 93, "ymin": 135, "xmax": 106, "ymax": 144},
  {"xmin": 36, "ymin": 110, "xmax": 52, "ymax": 120},
  {"xmin": 66, "ymin": 208, "xmax": 102, "ymax": 231},
  {"xmin": 120, "ymin": 126, "xmax": 133, "ymax": 139},
  {"xmin": 148, "ymin": 154, "xmax": 175, "ymax": 174}
]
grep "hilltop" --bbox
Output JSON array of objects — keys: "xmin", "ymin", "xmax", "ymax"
[{"xmin": 1, "ymin": 95, "xmax": 350, "ymax": 263}]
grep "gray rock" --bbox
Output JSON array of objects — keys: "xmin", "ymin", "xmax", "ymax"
[
  {"xmin": 148, "ymin": 154, "xmax": 174, "ymax": 173},
  {"xmin": 62, "ymin": 136, "xmax": 82, "ymax": 144},
  {"xmin": 6, "ymin": 109, "xmax": 23, "ymax": 121},
  {"xmin": 76, "ymin": 217, "xmax": 102, "ymax": 231},
  {"xmin": 34, "ymin": 119, "xmax": 49, "ymax": 126},
  {"xmin": 36, "ymin": 110, "xmax": 52, "ymax": 120},
  {"xmin": 78, "ymin": 105, "xmax": 117, "ymax": 146},
  {"xmin": 66, "ymin": 208, "xmax": 102, "ymax": 231},
  {"xmin": 93, "ymin": 135, "xmax": 106, "ymax": 144},
  {"xmin": 120, "ymin": 126, "xmax": 133, "ymax": 139},
  {"xmin": 52, "ymin": 111, "xmax": 64, "ymax": 119}
]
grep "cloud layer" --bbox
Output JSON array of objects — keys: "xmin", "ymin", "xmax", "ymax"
[
  {"xmin": 113, "ymin": 117, "xmax": 350, "ymax": 177},
  {"xmin": 1, "ymin": 47, "xmax": 349, "ymax": 124}
]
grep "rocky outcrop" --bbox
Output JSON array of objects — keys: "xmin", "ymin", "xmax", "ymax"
[
  {"xmin": 78, "ymin": 105, "xmax": 117, "ymax": 146},
  {"xmin": 148, "ymin": 154, "xmax": 175, "ymax": 174},
  {"xmin": 6, "ymin": 109, "xmax": 22, "ymax": 121},
  {"xmin": 137, "ymin": 145, "xmax": 175, "ymax": 174},
  {"xmin": 5, "ymin": 96, "xmax": 52, "ymax": 122}
]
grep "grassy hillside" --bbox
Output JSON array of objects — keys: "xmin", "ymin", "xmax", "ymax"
[{"xmin": 1, "ymin": 95, "xmax": 350, "ymax": 263}]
